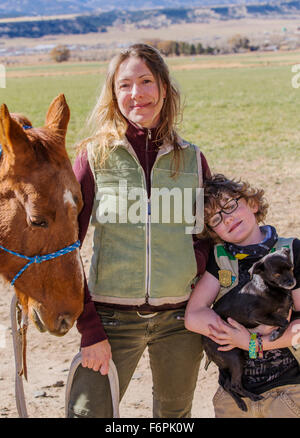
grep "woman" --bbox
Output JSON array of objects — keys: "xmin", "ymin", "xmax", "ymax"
[{"xmin": 68, "ymin": 44, "xmax": 211, "ymax": 418}]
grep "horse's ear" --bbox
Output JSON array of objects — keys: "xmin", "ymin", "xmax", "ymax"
[
  {"xmin": 45, "ymin": 94, "xmax": 70, "ymax": 135},
  {"xmin": 0, "ymin": 103, "xmax": 32, "ymax": 165}
]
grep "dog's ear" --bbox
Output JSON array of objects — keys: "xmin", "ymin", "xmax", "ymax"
[{"xmin": 249, "ymin": 259, "xmax": 265, "ymax": 278}]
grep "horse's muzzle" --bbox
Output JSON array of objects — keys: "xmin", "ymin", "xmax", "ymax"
[
  {"xmin": 31, "ymin": 307, "xmax": 73, "ymax": 336},
  {"xmin": 54, "ymin": 313, "xmax": 73, "ymax": 336}
]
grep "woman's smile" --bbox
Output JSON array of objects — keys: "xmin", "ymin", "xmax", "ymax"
[{"xmin": 131, "ymin": 102, "xmax": 152, "ymax": 109}]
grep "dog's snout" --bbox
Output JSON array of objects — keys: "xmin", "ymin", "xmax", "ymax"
[{"xmin": 282, "ymin": 277, "xmax": 297, "ymax": 289}]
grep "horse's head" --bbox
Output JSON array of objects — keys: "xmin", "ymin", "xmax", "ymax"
[{"xmin": 0, "ymin": 94, "xmax": 84, "ymax": 336}]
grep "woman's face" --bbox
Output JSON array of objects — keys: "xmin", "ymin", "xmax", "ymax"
[{"xmin": 114, "ymin": 56, "xmax": 166, "ymax": 129}]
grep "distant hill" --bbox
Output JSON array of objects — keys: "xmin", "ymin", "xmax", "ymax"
[
  {"xmin": 0, "ymin": 0, "xmax": 281, "ymax": 19},
  {"xmin": 1, "ymin": 1, "xmax": 300, "ymax": 38}
]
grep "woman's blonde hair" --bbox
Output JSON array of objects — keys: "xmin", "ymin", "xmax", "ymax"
[
  {"xmin": 198, "ymin": 174, "xmax": 269, "ymax": 243},
  {"xmin": 80, "ymin": 43, "xmax": 183, "ymax": 175}
]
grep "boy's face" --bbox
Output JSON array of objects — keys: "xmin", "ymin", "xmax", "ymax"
[{"xmin": 208, "ymin": 194, "xmax": 263, "ymax": 246}]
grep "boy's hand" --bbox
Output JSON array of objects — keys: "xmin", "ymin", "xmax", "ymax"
[{"xmin": 208, "ymin": 317, "xmax": 250, "ymax": 351}]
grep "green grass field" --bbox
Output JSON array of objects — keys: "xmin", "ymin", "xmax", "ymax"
[{"xmin": 1, "ymin": 52, "xmax": 300, "ymax": 235}]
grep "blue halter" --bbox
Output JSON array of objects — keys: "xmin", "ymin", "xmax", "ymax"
[{"xmin": 0, "ymin": 240, "xmax": 81, "ymax": 286}]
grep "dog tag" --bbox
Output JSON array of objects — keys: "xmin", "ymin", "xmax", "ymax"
[{"xmin": 218, "ymin": 270, "xmax": 232, "ymax": 287}]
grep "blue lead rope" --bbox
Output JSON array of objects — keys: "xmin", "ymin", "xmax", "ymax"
[{"xmin": 0, "ymin": 240, "xmax": 80, "ymax": 286}]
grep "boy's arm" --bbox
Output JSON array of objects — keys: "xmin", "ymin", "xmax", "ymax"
[{"xmin": 184, "ymin": 271, "xmax": 222, "ymax": 337}]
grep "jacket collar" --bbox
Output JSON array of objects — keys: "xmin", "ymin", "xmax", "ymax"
[{"xmin": 112, "ymin": 120, "xmax": 189, "ymax": 158}]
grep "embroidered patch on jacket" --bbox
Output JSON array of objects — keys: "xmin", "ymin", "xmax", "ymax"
[
  {"xmin": 234, "ymin": 253, "xmax": 249, "ymax": 260},
  {"xmin": 218, "ymin": 270, "xmax": 233, "ymax": 287}
]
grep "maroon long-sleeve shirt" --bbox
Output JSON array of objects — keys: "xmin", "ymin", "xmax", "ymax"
[{"xmin": 74, "ymin": 122, "xmax": 211, "ymax": 347}]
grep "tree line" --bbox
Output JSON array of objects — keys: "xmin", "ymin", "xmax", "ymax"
[
  {"xmin": 144, "ymin": 40, "xmax": 215, "ymax": 56},
  {"xmin": 144, "ymin": 36, "xmax": 254, "ymax": 56}
]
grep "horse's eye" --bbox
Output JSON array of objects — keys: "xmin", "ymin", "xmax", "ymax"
[{"xmin": 30, "ymin": 218, "xmax": 48, "ymax": 228}]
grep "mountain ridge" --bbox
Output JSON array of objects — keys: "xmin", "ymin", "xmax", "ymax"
[
  {"xmin": 1, "ymin": 1, "xmax": 300, "ymax": 39},
  {"xmin": 0, "ymin": 0, "xmax": 281, "ymax": 18}
]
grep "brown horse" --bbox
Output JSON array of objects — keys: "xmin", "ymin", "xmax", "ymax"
[{"xmin": 0, "ymin": 94, "xmax": 84, "ymax": 337}]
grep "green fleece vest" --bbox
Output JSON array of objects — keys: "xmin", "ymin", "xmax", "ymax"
[
  {"xmin": 87, "ymin": 137, "xmax": 202, "ymax": 306},
  {"xmin": 214, "ymin": 237, "xmax": 300, "ymax": 365}
]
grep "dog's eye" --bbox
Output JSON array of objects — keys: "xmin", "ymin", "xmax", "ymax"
[{"xmin": 273, "ymin": 273, "xmax": 281, "ymax": 278}]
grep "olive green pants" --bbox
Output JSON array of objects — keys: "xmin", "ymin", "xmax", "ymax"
[
  {"xmin": 213, "ymin": 384, "xmax": 300, "ymax": 418},
  {"xmin": 68, "ymin": 307, "xmax": 203, "ymax": 418}
]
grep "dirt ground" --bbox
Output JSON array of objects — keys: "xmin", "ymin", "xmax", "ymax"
[{"xmin": 0, "ymin": 227, "xmax": 218, "ymax": 419}]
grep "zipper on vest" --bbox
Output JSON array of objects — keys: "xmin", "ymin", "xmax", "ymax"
[
  {"xmin": 145, "ymin": 145, "xmax": 174, "ymax": 304},
  {"xmin": 145, "ymin": 198, "xmax": 151, "ymax": 304},
  {"xmin": 146, "ymin": 128, "xmax": 151, "ymax": 182},
  {"xmin": 145, "ymin": 128, "xmax": 152, "ymax": 304},
  {"xmin": 118, "ymin": 143, "xmax": 150, "ymax": 304}
]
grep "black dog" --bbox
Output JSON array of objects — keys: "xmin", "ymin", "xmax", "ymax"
[{"xmin": 203, "ymin": 247, "xmax": 297, "ymax": 411}]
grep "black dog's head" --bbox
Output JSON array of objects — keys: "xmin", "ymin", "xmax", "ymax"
[{"xmin": 249, "ymin": 248, "xmax": 296, "ymax": 290}]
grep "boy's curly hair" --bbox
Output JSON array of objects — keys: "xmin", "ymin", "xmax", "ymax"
[{"xmin": 198, "ymin": 174, "xmax": 269, "ymax": 243}]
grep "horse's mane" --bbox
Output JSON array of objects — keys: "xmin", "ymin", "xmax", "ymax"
[
  {"xmin": 11, "ymin": 114, "xmax": 69, "ymax": 165},
  {"xmin": 27, "ymin": 128, "xmax": 69, "ymax": 165}
]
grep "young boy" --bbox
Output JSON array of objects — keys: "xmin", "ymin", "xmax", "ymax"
[{"xmin": 185, "ymin": 174, "xmax": 300, "ymax": 418}]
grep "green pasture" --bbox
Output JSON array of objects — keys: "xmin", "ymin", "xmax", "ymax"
[
  {"xmin": 178, "ymin": 66, "xmax": 300, "ymax": 162},
  {"xmin": 0, "ymin": 73, "xmax": 102, "ymax": 155},
  {"xmin": 1, "ymin": 54, "xmax": 300, "ymax": 171}
]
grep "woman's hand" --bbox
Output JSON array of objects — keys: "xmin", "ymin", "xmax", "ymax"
[
  {"xmin": 208, "ymin": 318, "xmax": 251, "ymax": 351},
  {"xmin": 81, "ymin": 339, "xmax": 112, "ymax": 375}
]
